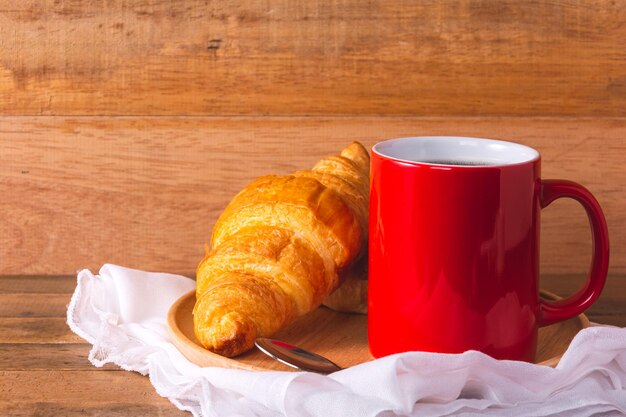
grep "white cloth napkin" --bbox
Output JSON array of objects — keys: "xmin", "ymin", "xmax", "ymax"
[{"xmin": 67, "ymin": 264, "xmax": 626, "ymax": 417}]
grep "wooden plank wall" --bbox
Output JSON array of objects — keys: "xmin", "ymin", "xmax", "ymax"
[
  {"xmin": 1, "ymin": 1, "xmax": 625, "ymax": 277},
  {"xmin": 1, "ymin": 0, "xmax": 626, "ymax": 116}
]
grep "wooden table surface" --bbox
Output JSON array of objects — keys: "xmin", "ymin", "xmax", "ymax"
[{"xmin": 0, "ymin": 273, "xmax": 624, "ymax": 416}]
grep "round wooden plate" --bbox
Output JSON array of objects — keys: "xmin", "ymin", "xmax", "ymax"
[{"xmin": 167, "ymin": 289, "xmax": 590, "ymax": 371}]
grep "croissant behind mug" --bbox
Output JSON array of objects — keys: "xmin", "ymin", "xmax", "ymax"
[{"xmin": 194, "ymin": 142, "xmax": 369, "ymax": 357}]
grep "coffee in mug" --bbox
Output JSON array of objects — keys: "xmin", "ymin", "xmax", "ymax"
[{"xmin": 415, "ymin": 159, "xmax": 497, "ymax": 166}]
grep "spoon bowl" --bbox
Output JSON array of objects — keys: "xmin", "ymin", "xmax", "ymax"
[{"xmin": 255, "ymin": 338, "xmax": 343, "ymax": 374}]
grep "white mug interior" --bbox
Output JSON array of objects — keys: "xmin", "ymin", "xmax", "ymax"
[{"xmin": 372, "ymin": 136, "xmax": 540, "ymax": 167}]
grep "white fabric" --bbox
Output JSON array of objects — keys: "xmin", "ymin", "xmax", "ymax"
[{"xmin": 67, "ymin": 264, "xmax": 626, "ymax": 417}]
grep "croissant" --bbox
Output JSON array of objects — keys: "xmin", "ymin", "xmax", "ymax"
[{"xmin": 194, "ymin": 142, "xmax": 369, "ymax": 357}]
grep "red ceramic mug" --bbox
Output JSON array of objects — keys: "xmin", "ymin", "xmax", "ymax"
[{"xmin": 368, "ymin": 136, "xmax": 609, "ymax": 361}]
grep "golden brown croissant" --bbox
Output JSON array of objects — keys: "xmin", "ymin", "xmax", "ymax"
[{"xmin": 194, "ymin": 142, "xmax": 369, "ymax": 357}]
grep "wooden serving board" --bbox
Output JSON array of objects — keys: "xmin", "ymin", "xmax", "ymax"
[{"xmin": 167, "ymin": 289, "xmax": 590, "ymax": 371}]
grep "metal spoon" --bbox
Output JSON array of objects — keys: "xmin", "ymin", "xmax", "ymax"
[{"xmin": 255, "ymin": 338, "xmax": 343, "ymax": 374}]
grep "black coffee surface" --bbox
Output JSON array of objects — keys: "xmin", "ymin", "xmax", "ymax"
[{"xmin": 420, "ymin": 159, "xmax": 497, "ymax": 166}]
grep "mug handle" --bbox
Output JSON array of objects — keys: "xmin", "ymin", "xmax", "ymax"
[{"xmin": 538, "ymin": 180, "xmax": 610, "ymax": 327}]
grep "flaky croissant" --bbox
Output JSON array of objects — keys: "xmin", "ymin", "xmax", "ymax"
[{"xmin": 194, "ymin": 142, "xmax": 369, "ymax": 357}]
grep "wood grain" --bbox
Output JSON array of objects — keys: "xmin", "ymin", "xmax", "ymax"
[
  {"xmin": 0, "ymin": 318, "xmax": 83, "ymax": 344},
  {"xmin": 0, "ymin": 1, "xmax": 625, "ymax": 116},
  {"xmin": 0, "ymin": 275, "xmax": 77, "ymax": 293},
  {"xmin": 0, "ymin": 293, "xmax": 69, "ymax": 317},
  {"xmin": 0, "ymin": 371, "xmax": 187, "ymax": 416},
  {"xmin": 0, "ymin": 344, "xmax": 106, "ymax": 370},
  {"xmin": 1, "ymin": 116, "xmax": 624, "ymax": 275},
  {"xmin": 0, "ymin": 403, "xmax": 183, "ymax": 417}
]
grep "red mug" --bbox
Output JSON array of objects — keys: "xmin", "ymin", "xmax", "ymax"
[{"xmin": 368, "ymin": 136, "xmax": 609, "ymax": 361}]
